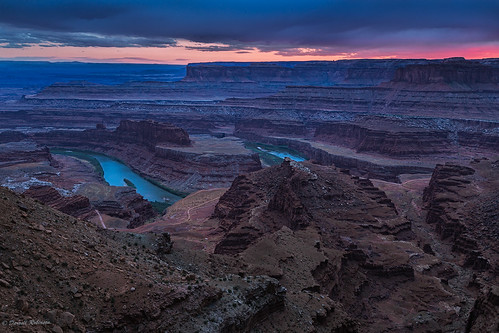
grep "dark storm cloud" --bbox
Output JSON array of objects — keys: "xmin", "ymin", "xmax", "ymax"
[
  {"xmin": 184, "ymin": 44, "xmax": 253, "ymax": 52},
  {"xmin": 0, "ymin": 0, "xmax": 498, "ymax": 52},
  {"xmin": 0, "ymin": 25, "xmax": 176, "ymax": 48}
]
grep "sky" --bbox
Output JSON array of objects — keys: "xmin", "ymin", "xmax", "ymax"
[{"xmin": 0, "ymin": 0, "xmax": 498, "ymax": 64}]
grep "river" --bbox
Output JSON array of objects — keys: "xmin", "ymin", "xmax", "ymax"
[
  {"xmin": 256, "ymin": 147, "xmax": 306, "ymax": 161},
  {"xmin": 55, "ymin": 150, "xmax": 181, "ymax": 203},
  {"xmin": 55, "ymin": 144, "xmax": 305, "ymax": 202},
  {"xmin": 244, "ymin": 142, "xmax": 307, "ymax": 165}
]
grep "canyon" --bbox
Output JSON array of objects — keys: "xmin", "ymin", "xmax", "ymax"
[{"xmin": 0, "ymin": 58, "xmax": 497, "ymax": 332}]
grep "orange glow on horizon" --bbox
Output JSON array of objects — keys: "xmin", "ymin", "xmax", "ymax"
[{"xmin": 0, "ymin": 41, "xmax": 498, "ymax": 64}]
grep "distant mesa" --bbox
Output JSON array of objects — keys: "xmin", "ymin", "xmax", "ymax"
[
  {"xmin": 183, "ymin": 59, "xmax": 435, "ymax": 86},
  {"xmin": 391, "ymin": 59, "xmax": 499, "ymax": 86},
  {"xmin": 114, "ymin": 119, "xmax": 192, "ymax": 148}
]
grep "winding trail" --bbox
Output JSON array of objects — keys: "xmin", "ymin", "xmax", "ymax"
[
  {"xmin": 185, "ymin": 195, "xmax": 221, "ymax": 222},
  {"xmin": 95, "ymin": 209, "xmax": 106, "ymax": 229}
]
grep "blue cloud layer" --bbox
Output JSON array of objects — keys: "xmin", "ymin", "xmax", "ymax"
[{"xmin": 0, "ymin": 0, "xmax": 498, "ymax": 52}]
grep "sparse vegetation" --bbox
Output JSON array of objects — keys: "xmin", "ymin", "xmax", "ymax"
[
  {"xmin": 123, "ymin": 178, "xmax": 136, "ymax": 188},
  {"xmin": 244, "ymin": 142, "xmax": 307, "ymax": 166},
  {"xmin": 150, "ymin": 200, "xmax": 171, "ymax": 214}
]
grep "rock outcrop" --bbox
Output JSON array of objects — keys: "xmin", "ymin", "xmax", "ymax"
[
  {"xmin": 423, "ymin": 160, "xmax": 499, "ymax": 271},
  {"xmin": 23, "ymin": 184, "xmax": 156, "ymax": 229},
  {"xmin": 466, "ymin": 286, "xmax": 499, "ymax": 333},
  {"xmin": 24, "ymin": 185, "xmax": 95, "ymax": 220},
  {"xmin": 204, "ymin": 159, "xmax": 486, "ymax": 331},
  {"xmin": 33, "ymin": 119, "xmax": 191, "ymax": 149},
  {"xmin": 0, "ymin": 142, "xmax": 57, "ymax": 168},
  {"xmin": 213, "ymin": 159, "xmax": 408, "ymax": 255},
  {"xmin": 76, "ymin": 183, "xmax": 157, "ymax": 229},
  {"xmin": 392, "ymin": 59, "xmax": 499, "ymax": 86},
  {"xmin": 313, "ymin": 122, "xmax": 452, "ymax": 156},
  {"xmin": 115, "ymin": 119, "xmax": 191, "ymax": 148}
]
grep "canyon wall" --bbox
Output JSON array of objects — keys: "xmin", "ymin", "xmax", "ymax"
[
  {"xmin": 0, "ymin": 142, "xmax": 57, "ymax": 168},
  {"xmin": 313, "ymin": 122, "xmax": 452, "ymax": 155},
  {"xmin": 423, "ymin": 160, "xmax": 498, "ymax": 270},
  {"xmin": 184, "ymin": 59, "xmax": 435, "ymax": 85},
  {"xmin": 392, "ymin": 60, "xmax": 499, "ymax": 85},
  {"xmin": 23, "ymin": 185, "xmax": 95, "ymax": 220},
  {"xmin": 115, "ymin": 120, "xmax": 191, "ymax": 148},
  {"xmin": 235, "ymin": 132, "xmax": 433, "ymax": 182},
  {"xmin": 205, "ymin": 159, "xmax": 487, "ymax": 331},
  {"xmin": 30, "ymin": 121, "xmax": 261, "ymax": 192}
]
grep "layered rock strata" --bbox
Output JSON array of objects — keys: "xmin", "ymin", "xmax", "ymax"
[
  {"xmin": 29, "ymin": 122, "xmax": 262, "ymax": 192},
  {"xmin": 205, "ymin": 159, "xmax": 485, "ymax": 331},
  {"xmin": 75, "ymin": 183, "xmax": 157, "ymax": 229},
  {"xmin": 114, "ymin": 119, "xmax": 191, "ymax": 148},
  {"xmin": 423, "ymin": 160, "xmax": 499, "ymax": 271},
  {"xmin": 392, "ymin": 59, "xmax": 499, "ymax": 86},
  {"xmin": 0, "ymin": 142, "xmax": 57, "ymax": 168},
  {"xmin": 213, "ymin": 159, "xmax": 409, "ymax": 255},
  {"xmin": 184, "ymin": 59, "xmax": 436, "ymax": 85},
  {"xmin": 235, "ymin": 132, "xmax": 434, "ymax": 182},
  {"xmin": 23, "ymin": 185, "xmax": 95, "ymax": 220}
]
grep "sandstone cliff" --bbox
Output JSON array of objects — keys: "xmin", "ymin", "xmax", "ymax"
[
  {"xmin": 0, "ymin": 142, "xmax": 57, "ymax": 168},
  {"xmin": 184, "ymin": 59, "xmax": 434, "ymax": 85},
  {"xmin": 29, "ymin": 123, "xmax": 262, "ymax": 193},
  {"xmin": 314, "ymin": 122, "xmax": 452, "ymax": 156},
  {"xmin": 204, "ymin": 159, "xmax": 491, "ymax": 331},
  {"xmin": 115, "ymin": 119, "xmax": 191, "ymax": 148},
  {"xmin": 392, "ymin": 59, "xmax": 499, "ymax": 86},
  {"xmin": 423, "ymin": 160, "xmax": 499, "ymax": 271},
  {"xmin": 24, "ymin": 185, "xmax": 95, "ymax": 220}
]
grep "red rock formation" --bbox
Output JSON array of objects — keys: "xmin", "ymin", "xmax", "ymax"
[
  {"xmin": 213, "ymin": 159, "xmax": 408, "ymax": 255},
  {"xmin": 423, "ymin": 160, "xmax": 499, "ymax": 271},
  {"xmin": 23, "ymin": 184, "xmax": 155, "ymax": 228},
  {"xmin": 314, "ymin": 122, "xmax": 452, "ymax": 156},
  {"xmin": 32, "ymin": 120, "xmax": 191, "ymax": 150},
  {"xmin": 207, "ymin": 159, "xmax": 484, "ymax": 331},
  {"xmin": 0, "ymin": 142, "xmax": 58, "ymax": 168},
  {"xmin": 184, "ymin": 59, "xmax": 432, "ymax": 85},
  {"xmin": 466, "ymin": 286, "xmax": 499, "ymax": 333},
  {"xmin": 392, "ymin": 60, "xmax": 499, "ymax": 85},
  {"xmin": 23, "ymin": 185, "xmax": 95, "ymax": 220},
  {"xmin": 0, "ymin": 186, "xmax": 286, "ymax": 332},
  {"xmin": 115, "ymin": 119, "xmax": 191, "ymax": 148},
  {"xmin": 76, "ymin": 184, "xmax": 156, "ymax": 228}
]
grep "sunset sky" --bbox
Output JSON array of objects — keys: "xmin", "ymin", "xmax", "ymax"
[{"xmin": 1, "ymin": 0, "xmax": 498, "ymax": 64}]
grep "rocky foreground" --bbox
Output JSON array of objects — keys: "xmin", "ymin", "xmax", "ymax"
[
  {"xmin": 205, "ymin": 159, "xmax": 498, "ymax": 332},
  {"xmin": 2, "ymin": 156, "xmax": 497, "ymax": 332},
  {"xmin": 0, "ymin": 186, "xmax": 287, "ymax": 332}
]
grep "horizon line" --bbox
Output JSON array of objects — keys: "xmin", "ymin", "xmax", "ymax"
[{"xmin": 1, "ymin": 56, "xmax": 498, "ymax": 66}]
